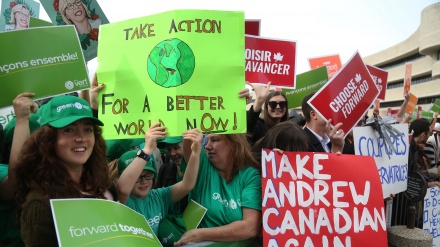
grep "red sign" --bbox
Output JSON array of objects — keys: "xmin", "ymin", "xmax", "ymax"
[
  {"xmin": 404, "ymin": 63, "xmax": 412, "ymax": 94},
  {"xmin": 262, "ymin": 150, "xmax": 387, "ymax": 247},
  {"xmin": 308, "ymin": 54, "xmax": 342, "ymax": 79},
  {"xmin": 245, "ymin": 35, "xmax": 297, "ymax": 88},
  {"xmin": 366, "ymin": 65, "xmax": 388, "ymax": 100},
  {"xmin": 308, "ymin": 51, "xmax": 379, "ymax": 136},
  {"xmin": 387, "ymin": 108, "xmax": 399, "ymax": 118},
  {"xmin": 245, "ymin": 19, "xmax": 260, "ymax": 36},
  {"xmin": 417, "ymin": 106, "xmax": 422, "ymax": 119}
]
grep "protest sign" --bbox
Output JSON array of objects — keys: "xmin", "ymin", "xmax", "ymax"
[
  {"xmin": 308, "ymin": 51, "xmax": 379, "ymax": 136},
  {"xmin": 245, "ymin": 19, "xmax": 260, "ymax": 36},
  {"xmin": 0, "ymin": 25, "xmax": 90, "ymax": 109},
  {"xmin": 0, "ymin": 106, "xmax": 15, "ymax": 128},
  {"xmin": 262, "ymin": 149, "xmax": 387, "ymax": 247},
  {"xmin": 421, "ymin": 110, "xmax": 433, "ymax": 122},
  {"xmin": 51, "ymin": 199, "xmax": 162, "ymax": 247},
  {"xmin": 353, "ymin": 124, "xmax": 409, "ymax": 198},
  {"xmin": 183, "ymin": 199, "xmax": 208, "ymax": 230},
  {"xmin": 245, "ymin": 35, "xmax": 297, "ymax": 88},
  {"xmin": 1, "ymin": 0, "xmax": 39, "ymax": 31},
  {"xmin": 29, "ymin": 16, "xmax": 52, "ymax": 27},
  {"xmin": 39, "ymin": 0, "xmax": 109, "ymax": 61},
  {"xmin": 403, "ymin": 63, "xmax": 412, "ymax": 94},
  {"xmin": 282, "ymin": 66, "xmax": 328, "ymax": 108},
  {"xmin": 406, "ymin": 92, "xmax": 418, "ymax": 115},
  {"xmin": 387, "ymin": 108, "xmax": 399, "ymax": 119},
  {"xmin": 430, "ymin": 99, "xmax": 440, "ymax": 113},
  {"xmin": 97, "ymin": 10, "xmax": 246, "ymax": 138},
  {"xmin": 308, "ymin": 54, "xmax": 342, "ymax": 79},
  {"xmin": 423, "ymin": 187, "xmax": 440, "ymax": 246},
  {"xmin": 366, "ymin": 65, "xmax": 388, "ymax": 100}
]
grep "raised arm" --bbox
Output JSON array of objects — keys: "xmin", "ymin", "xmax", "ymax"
[
  {"xmin": 396, "ymin": 93, "xmax": 410, "ymax": 123},
  {"xmin": 431, "ymin": 112, "xmax": 438, "ymax": 130},
  {"xmin": 171, "ymin": 129, "xmax": 202, "ymax": 203},
  {"xmin": 116, "ymin": 123, "xmax": 166, "ymax": 204}
]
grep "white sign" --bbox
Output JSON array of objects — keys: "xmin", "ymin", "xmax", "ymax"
[
  {"xmin": 423, "ymin": 187, "xmax": 440, "ymax": 245},
  {"xmin": 0, "ymin": 106, "xmax": 15, "ymax": 128}
]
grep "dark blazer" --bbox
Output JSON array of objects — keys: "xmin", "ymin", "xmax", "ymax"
[{"xmin": 304, "ymin": 127, "xmax": 331, "ymax": 152}]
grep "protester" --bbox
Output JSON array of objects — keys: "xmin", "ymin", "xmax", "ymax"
[
  {"xmin": 12, "ymin": 93, "xmax": 113, "ymax": 246},
  {"xmin": 116, "ymin": 123, "xmax": 202, "ymax": 236},
  {"xmin": 175, "ymin": 133, "xmax": 261, "ymax": 246},
  {"xmin": 424, "ymin": 122, "xmax": 440, "ymax": 167}
]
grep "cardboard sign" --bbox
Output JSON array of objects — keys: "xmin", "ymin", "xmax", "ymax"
[
  {"xmin": 245, "ymin": 35, "xmax": 297, "ymax": 88},
  {"xmin": 39, "ymin": 0, "xmax": 109, "ymax": 61},
  {"xmin": 262, "ymin": 150, "xmax": 387, "ymax": 247},
  {"xmin": 430, "ymin": 99, "xmax": 440, "ymax": 113},
  {"xmin": 406, "ymin": 93, "xmax": 418, "ymax": 115},
  {"xmin": 245, "ymin": 19, "xmax": 260, "ymax": 36},
  {"xmin": 308, "ymin": 51, "xmax": 379, "ymax": 136},
  {"xmin": 423, "ymin": 187, "xmax": 440, "ymax": 246},
  {"xmin": 308, "ymin": 54, "xmax": 342, "ymax": 79},
  {"xmin": 0, "ymin": 26, "xmax": 90, "ymax": 109},
  {"xmin": 282, "ymin": 66, "xmax": 328, "ymax": 108},
  {"xmin": 353, "ymin": 124, "xmax": 409, "ymax": 198},
  {"xmin": 1, "ymin": 0, "xmax": 40, "ymax": 31},
  {"xmin": 403, "ymin": 63, "xmax": 412, "ymax": 94},
  {"xmin": 51, "ymin": 199, "xmax": 162, "ymax": 247},
  {"xmin": 366, "ymin": 65, "xmax": 388, "ymax": 100},
  {"xmin": 97, "ymin": 10, "xmax": 246, "ymax": 138}
]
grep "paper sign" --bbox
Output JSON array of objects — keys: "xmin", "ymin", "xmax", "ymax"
[
  {"xmin": 404, "ymin": 63, "xmax": 412, "ymax": 94},
  {"xmin": 366, "ymin": 65, "xmax": 388, "ymax": 100},
  {"xmin": 308, "ymin": 51, "xmax": 379, "ymax": 136},
  {"xmin": 0, "ymin": 26, "xmax": 90, "ymax": 109},
  {"xmin": 430, "ymin": 99, "xmax": 440, "ymax": 113},
  {"xmin": 183, "ymin": 199, "xmax": 208, "ymax": 230},
  {"xmin": 353, "ymin": 124, "xmax": 409, "ymax": 198},
  {"xmin": 421, "ymin": 110, "xmax": 433, "ymax": 122},
  {"xmin": 245, "ymin": 35, "xmax": 297, "ymax": 88},
  {"xmin": 423, "ymin": 187, "xmax": 440, "ymax": 246},
  {"xmin": 0, "ymin": 106, "xmax": 15, "ymax": 128},
  {"xmin": 308, "ymin": 54, "xmax": 342, "ymax": 79},
  {"xmin": 262, "ymin": 150, "xmax": 388, "ymax": 247},
  {"xmin": 245, "ymin": 19, "xmax": 260, "ymax": 36},
  {"xmin": 51, "ymin": 199, "xmax": 162, "ymax": 247},
  {"xmin": 39, "ymin": 0, "xmax": 109, "ymax": 61},
  {"xmin": 1, "ymin": 0, "xmax": 40, "ymax": 31},
  {"xmin": 282, "ymin": 66, "xmax": 328, "ymax": 108},
  {"xmin": 97, "ymin": 10, "xmax": 246, "ymax": 138},
  {"xmin": 406, "ymin": 93, "xmax": 418, "ymax": 115}
]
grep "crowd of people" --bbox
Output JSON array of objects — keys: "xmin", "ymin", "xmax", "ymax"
[{"xmin": 0, "ymin": 78, "xmax": 439, "ymax": 246}]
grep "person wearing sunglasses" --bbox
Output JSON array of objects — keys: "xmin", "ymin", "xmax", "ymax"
[
  {"xmin": 59, "ymin": 0, "xmax": 94, "ymax": 35},
  {"xmin": 245, "ymin": 81, "xmax": 289, "ymax": 146},
  {"xmin": 116, "ymin": 123, "xmax": 202, "ymax": 236}
]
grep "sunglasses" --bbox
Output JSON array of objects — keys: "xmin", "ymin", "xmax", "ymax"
[{"xmin": 268, "ymin": 101, "xmax": 287, "ymax": 109}]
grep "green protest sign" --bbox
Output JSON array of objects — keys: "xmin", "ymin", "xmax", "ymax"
[
  {"xmin": 0, "ymin": 25, "xmax": 89, "ymax": 109},
  {"xmin": 29, "ymin": 16, "xmax": 53, "ymax": 27},
  {"xmin": 51, "ymin": 199, "xmax": 162, "ymax": 247},
  {"xmin": 282, "ymin": 66, "xmax": 328, "ymax": 109},
  {"xmin": 183, "ymin": 200, "xmax": 207, "ymax": 230},
  {"xmin": 421, "ymin": 110, "xmax": 433, "ymax": 121},
  {"xmin": 1, "ymin": 0, "xmax": 40, "ymax": 31},
  {"xmin": 430, "ymin": 99, "xmax": 440, "ymax": 113},
  {"xmin": 97, "ymin": 10, "xmax": 246, "ymax": 138}
]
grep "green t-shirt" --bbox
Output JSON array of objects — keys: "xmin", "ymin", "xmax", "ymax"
[
  {"xmin": 126, "ymin": 186, "xmax": 173, "ymax": 236},
  {"xmin": 0, "ymin": 164, "xmax": 14, "ymax": 211},
  {"xmin": 189, "ymin": 151, "xmax": 262, "ymax": 228}
]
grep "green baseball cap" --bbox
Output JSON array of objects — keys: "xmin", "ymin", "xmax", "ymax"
[
  {"xmin": 4, "ymin": 113, "xmax": 41, "ymax": 150},
  {"xmin": 38, "ymin": 95, "xmax": 103, "ymax": 128},
  {"xmin": 106, "ymin": 138, "xmax": 144, "ymax": 162},
  {"xmin": 117, "ymin": 149, "xmax": 156, "ymax": 177},
  {"xmin": 157, "ymin": 136, "xmax": 183, "ymax": 149}
]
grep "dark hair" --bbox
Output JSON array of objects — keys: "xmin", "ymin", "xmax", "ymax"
[
  {"xmin": 301, "ymin": 92, "xmax": 315, "ymax": 123},
  {"xmin": 263, "ymin": 91, "xmax": 288, "ymax": 129},
  {"xmin": 252, "ymin": 121, "xmax": 309, "ymax": 164},
  {"xmin": 15, "ymin": 124, "xmax": 111, "ymax": 215},
  {"xmin": 409, "ymin": 118, "xmax": 431, "ymax": 137}
]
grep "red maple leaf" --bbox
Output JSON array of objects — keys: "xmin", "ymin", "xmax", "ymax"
[
  {"xmin": 91, "ymin": 14, "xmax": 99, "ymax": 20},
  {"xmin": 53, "ymin": 0, "xmax": 59, "ymax": 11},
  {"xmin": 10, "ymin": 2, "xmax": 17, "ymax": 8},
  {"xmin": 89, "ymin": 28, "xmax": 99, "ymax": 41}
]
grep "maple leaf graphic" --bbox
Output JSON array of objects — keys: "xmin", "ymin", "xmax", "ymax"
[
  {"xmin": 355, "ymin": 74, "xmax": 362, "ymax": 83},
  {"xmin": 378, "ymin": 78, "xmax": 382, "ymax": 83},
  {"xmin": 274, "ymin": 52, "xmax": 283, "ymax": 62}
]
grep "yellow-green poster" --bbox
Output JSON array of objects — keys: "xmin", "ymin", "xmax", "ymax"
[{"xmin": 97, "ymin": 10, "xmax": 246, "ymax": 139}]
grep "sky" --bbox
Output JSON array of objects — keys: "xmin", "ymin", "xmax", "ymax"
[{"xmin": 36, "ymin": 0, "xmax": 439, "ymax": 75}]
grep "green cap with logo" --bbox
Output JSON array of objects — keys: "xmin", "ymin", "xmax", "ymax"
[
  {"xmin": 157, "ymin": 136, "xmax": 183, "ymax": 149},
  {"xmin": 117, "ymin": 149, "xmax": 156, "ymax": 177},
  {"xmin": 4, "ymin": 113, "xmax": 41, "ymax": 150},
  {"xmin": 39, "ymin": 95, "xmax": 103, "ymax": 128}
]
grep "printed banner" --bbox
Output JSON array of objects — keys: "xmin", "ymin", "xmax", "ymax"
[
  {"xmin": 353, "ymin": 124, "xmax": 409, "ymax": 198},
  {"xmin": 366, "ymin": 64, "xmax": 388, "ymax": 100},
  {"xmin": 39, "ymin": 0, "xmax": 109, "ymax": 61},
  {"xmin": 0, "ymin": 106, "xmax": 15, "ymax": 128},
  {"xmin": 282, "ymin": 66, "xmax": 328, "ymax": 108},
  {"xmin": 51, "ymin": 199, "xmax": 162, "ymax": 247},
  {"xmin": 1, "ymin": 0, "xmax": 40, "ymax": 31},
  {"xmin": 97, "ymin": 10, "xmax": 246, "ymax": 138},
  {"xmin": 245, "ymin": 19, "xmax": 260, "ymax": 36},
  {"xmin": 0, "ymin": 25, "xmax": 90, "ymax": 109},
  {"xmin": 423, "ymin": 187, "xmax": 440, "ymax": 246},
  {"xmin": 406, "ymin": 92, "xmax": 418, "ymax": 115},
  {"xmin": 404, "ymin": 63, "xmax": 412, "ymax": 94},
  {"xmin": 430, "ymin": 99, "xmax": 440, "ymax": 113},
  {"xmin": 262, "ymin": 149, "xmax": 387, "ymax": 247},
  {"xmin": 245, "ymin": 35, "xmax": 297, "ymax": 88},
  {"xmin": 308, "ymin": 54, "xmax": 342, "ymax": 79},
  {"xmin": 308, "ymin": 51, "xmax": 379, "ymax": 137}
]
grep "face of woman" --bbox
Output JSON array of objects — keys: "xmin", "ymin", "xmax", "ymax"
[
  {"xmin": 55, "ymin": 119, "xmax": 95, "ymax": 169},
  {"xmin": 205, "ymin": 134, "xmax": 230, "ymax": 170},
  {"xmin": 267, "ymin": 95, "xmax": 287, "ymax": 119},
  {"xmin": 14, "ymin": 8, "xmax": 29, "ymax": 29},
  {"xmin": 131, "ymin": 170, "xmax": 154, "ymax": 198},
  {"xmin": 64, "ymin": 0, "xmax": 87, "ymax": 23}
]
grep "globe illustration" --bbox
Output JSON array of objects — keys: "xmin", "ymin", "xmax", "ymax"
[{"xmin": 147, "ymin": 38, "xmax": 195, "ymax": 88}]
